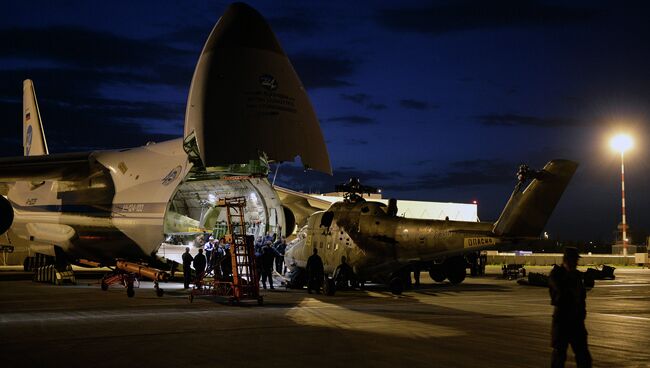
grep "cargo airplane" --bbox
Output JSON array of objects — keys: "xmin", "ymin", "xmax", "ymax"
[
  {"xmin": 0, "ymin": 3, "xmax": 331, "ymax": 296},
  {"xmin": 284, "ymin": 161, "xmax": 578, "ymax": 295}
]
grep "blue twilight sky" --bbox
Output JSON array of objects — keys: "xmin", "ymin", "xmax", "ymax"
[{"xmin": 1, "ymin": 1, "xmax": 649, "ymax": 242}]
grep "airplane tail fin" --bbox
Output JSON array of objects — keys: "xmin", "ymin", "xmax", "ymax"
[
  {"xmin": 492, "ymin": 159, "xmax": 578, "ymax": 238},
  {"xmin": 22, "ymin": 79, "xmax": 49, "ymax": 156}
]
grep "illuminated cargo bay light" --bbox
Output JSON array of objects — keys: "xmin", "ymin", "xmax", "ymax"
[{"xmin": 609, "ymin": 133, "xmax": 633, "ymax": 256}]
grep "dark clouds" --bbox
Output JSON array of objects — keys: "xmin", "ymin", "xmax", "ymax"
[
  {"xmin": 0, "ymin": 24, "xmax": 190, "ymax": 157},
  {"xmin": 477, "ymin": 113, "xmax": 581, "ymax": 127},
  {"xmin": 290, "ymin": 52, "xmax": 357, "ymax": 89},
  {"xmin": 268, "ymin": 13, "xmax": 321, "ymax": 35},
  {"xmin": 340, "ymin": 93, "xmax": 387, "ymax": 110},
  {"xmin": 376, "ymin": 1, "xmax": 601, "ymax": 34},
  {"xmin": 367, "ymin": 103, "xmax": 387, "ymax": 110},
  {"xmin": 345, "ymin": 138, "xmax": 369, "ymax": 145},
  {"xmin": 340, "ymin": 93, "xmax": 370, "ymax": 105},
  {"xmin": 327, "ymin": 115, "xmax": 376, "ymax": 126},
  {"xmin": 386, "ymin": 158, "xmax": 516, "ymax": 192},
  {"xmin": 0, "ymin": 26, "xmax": 192, "ymax": 69},
  {"xmin": 399, "ymin": 99, "xmax": 437, "ymax": 110}
]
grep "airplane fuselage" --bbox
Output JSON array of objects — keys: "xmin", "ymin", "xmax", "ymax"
[{"xmin": 6, "ymin": 138, "xmax": 285, "ymax": 264}]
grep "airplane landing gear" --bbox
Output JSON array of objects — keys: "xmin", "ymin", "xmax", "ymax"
[
  {"xmin": 286, "ymin": 267, "xmax": 307, "ymax": 289},
  {"xmin": 154, "ymin": 281, "xmax": 164, "ymax": 297},
  {"xmin": 127, "ymin": 285, "xmax": 135, "ymax": 298},
  {"xmin": 429, "ymin": 264, "xmax": 446, "ymax": 282},
  {"xmin": 100, "ymin": 269, "xmax": 138, "ymax": 297},
  {"xmin": 389, "ymin": 277, "xmax": 404, "ymax": 295},
  {"xmin": 323, "ymin": 277, "xmax": 336, "ymax": 296},
  {"xmin": 444, "ymin": 256, "xmax": 467, "ymax": 285}
]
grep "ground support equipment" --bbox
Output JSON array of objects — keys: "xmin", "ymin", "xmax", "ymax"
[
  {"xmin": 100, "ymin": 269, "xmax": 139, "ymax": 297},
  {"xmin": 502, "ymin": 263, "xmax": 526, "ymax": 279},
  {"xmin": 190, "ymin": 196, "xmax": 263, "ymax": 305},
  {"xmin": 33, "ymin": 264, "xmax": 76, "ymax": 285},
  {"xmin": 100, "ymin": 260, "xmax": 167, "ymax": 298}
]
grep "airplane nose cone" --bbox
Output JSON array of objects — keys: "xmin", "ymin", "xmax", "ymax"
[
  {"xmin": 207, "ymin": 2, "xmax": 284, "ymax": 55},
  {"xmin": 184, "ymin": 2, "xmax": 332, "ymax": 174}
]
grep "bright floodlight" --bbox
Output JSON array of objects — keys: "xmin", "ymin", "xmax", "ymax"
[{"xmin": 610, "ymin": 134, "xmax": 633, "ymax": 153}]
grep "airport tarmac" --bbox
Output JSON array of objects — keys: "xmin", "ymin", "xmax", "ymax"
[{"xmin": 1, "ymin": 266, "xmax": 649, "ymax": 368}]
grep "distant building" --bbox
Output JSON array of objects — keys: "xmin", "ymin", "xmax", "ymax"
[{"xmin": 313, "ymin": 192, "xmax": 478, "ymax": 222}]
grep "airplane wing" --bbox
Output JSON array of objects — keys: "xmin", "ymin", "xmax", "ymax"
[{"xmin": 0, "ymin": 152, "xmax": 97, "ymax": 182}]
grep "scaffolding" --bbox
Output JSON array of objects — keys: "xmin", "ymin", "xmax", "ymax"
[{"xmin": 190, "ymin": 196, "xmax": 262, "ymax": 305}]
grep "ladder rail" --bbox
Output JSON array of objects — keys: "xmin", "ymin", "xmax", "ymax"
[{"xmin": 217, "ymin": 196, "xmax": 260, "ymax": 301}]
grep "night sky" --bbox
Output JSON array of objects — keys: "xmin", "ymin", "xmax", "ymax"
[{"xmin": 1, "ymin": 1, "xmax": 649, "ymax": 243}]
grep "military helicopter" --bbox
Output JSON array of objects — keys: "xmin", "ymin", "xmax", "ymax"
[{"xmin": 284, "ymin": 159, "xmax": 578, "ymax": 294}]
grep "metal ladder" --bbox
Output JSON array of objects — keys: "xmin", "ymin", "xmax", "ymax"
[{"xmin": 219, "ymin": 197, "xmax": 261, "ymax": 303}]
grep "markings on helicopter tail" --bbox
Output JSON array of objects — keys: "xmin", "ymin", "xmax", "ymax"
[{"xmin": 464, "ymin": 237, "xmax": 496, "ymax": 248}]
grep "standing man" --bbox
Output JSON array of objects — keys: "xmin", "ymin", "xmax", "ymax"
[
  {"xmin": 222, "ymin": 239, "xmax": 232, "ymax": 278},
  {"xmin": 182, "ymin": 247, "xmax": 193, "ymax": 289},
  {"xmin": 193, "ymin": 249, "xmax": 207, "ymax": 285},
  {"xmin": 549, "ymin": 247, "xmax": 592, "ymax": 368},
  {"xmin": 274, "ymin": 238, "xmax": 287, "ymax": 274},
  {"xmin": 212, "ymin": 239, "xmax": 226, "ymax": 277},
  {"xmin": 306, "ymin": 248, "xmax": 324, "ymax": 294},
  {"xmin": 204, "ymin": 236, "xmax": 215, "ymax": 265},
  {"xmin": 333, "ymin": 256, "xmax": 354, "ymax": 289},
  {"xmin": 260, "ymin": 242, "xmax": 276, "ymax": 290}
]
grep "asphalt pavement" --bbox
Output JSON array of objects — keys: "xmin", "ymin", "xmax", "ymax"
[{"xmin": 0, "ymin": 266, "xmax": 649, "ymax": 367}]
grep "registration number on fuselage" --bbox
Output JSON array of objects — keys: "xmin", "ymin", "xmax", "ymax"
[
  {"xmin": 464, "ymin": 237, "xmax": 496, "ymax": 248},
  {"xmin": 114, "ymin": 203, "xmax": 145, "ymax": 213}
]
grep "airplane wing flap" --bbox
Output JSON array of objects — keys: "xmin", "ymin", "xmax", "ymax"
[{"xmin": 0, "ymin": 152, "xmax": 96, "ymax": 182}]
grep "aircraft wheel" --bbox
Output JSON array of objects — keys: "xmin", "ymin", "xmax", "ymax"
[
  {"xmin": 156, "ymin": 288, "xmax": 164, "ymax": 297},
  {"xmin": 101, "ymin": 282, "xmax": 109, "ymax": 291},
  {"xmin": 127, "ymin": 287, "xmax": 135, "ymax": 298},
  {"xmin": 445, "ymin": 256, "xmax": 467, "ymax": 285},
  {"xmin": 429, "ymin": 266, "xmax": 446, "ymax": 282},
  {"xmin": 389, "ymin": 277, "xmax": 403, "ymax": 295},
  {"xmin": 288, "ymin": 268, "xmax": 306, "ymax": 289},
  {"xmin": 324, "ymin": 277, "xmax": 336, "ymax": 296}
]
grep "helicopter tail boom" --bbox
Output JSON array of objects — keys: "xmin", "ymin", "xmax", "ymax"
[{"xmin": 492, "ymin": 159, "xmax": 578, "ymax": 238}]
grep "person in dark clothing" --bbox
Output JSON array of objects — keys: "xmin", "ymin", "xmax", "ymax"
[
  {"xmin": 182, "ymin": 247, "xmax": 193, "ymax": 289},
  {"xmin": 333, "ymin": 256, "xmax": 354, "ymax": 289},
  {"xmin": 274, "ymin": 239, "xmax": 287, "ymax": 274},
  {"xmin": 210, "ymin": 239, "xmax": 225, "ymax": 278},
  {"xmin": 193, "ymin": 248, "xmax": 207, "ymax": 285},
  {"xmin": 306, "ymin": 248, "xmax": 324, "ymax": 294},
  {"xmin": 549, "ymin": 247, "xmax": 592, "ymax": 368},
  {"xmin": 260, "ymin": 243, "xmax": 276, "ymax": 289},
  {"xmin": 221, "ymin": 242, "xmax": 232, "ymax": 279}
]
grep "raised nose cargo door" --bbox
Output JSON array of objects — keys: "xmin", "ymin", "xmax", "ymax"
[{"xmin": 183, "ymin": 3, "xmax": 331, "ymax": 175}]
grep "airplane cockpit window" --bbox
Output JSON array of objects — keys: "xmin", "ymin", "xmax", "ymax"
[
  {"xmin": 360, "ymin": 202, "xmax": 387, "ymax": 215},
  {"xmin": 320, "ymin": 211, "xmax": 334, "ymax": 228}
]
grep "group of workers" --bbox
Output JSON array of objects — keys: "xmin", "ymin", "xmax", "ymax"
[
  {"xmin": 254, "ymin": 234, "xmax": 287, "ymax": 290},
  {"xmin": 181, "ymin": 235, "xmax": 234, "ymax": 289},
  {"xmin": 181, "ymin": 232, "xmax": 288, "ymax": 290}
]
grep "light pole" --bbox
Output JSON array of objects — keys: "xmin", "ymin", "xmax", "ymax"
[{"xmin": 609, "ymin": 134, "xmax": 633, "ymax": 256}]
